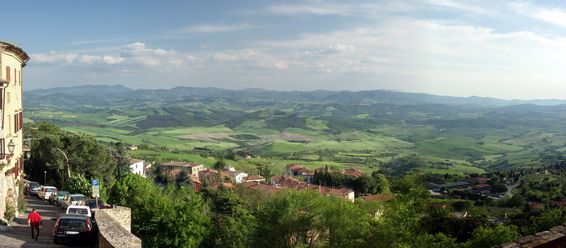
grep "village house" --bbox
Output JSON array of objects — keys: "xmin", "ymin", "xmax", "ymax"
[
  {"xmin": 286, "ymin": 163, "xmax": 315, "ymax": 182},
  {"xmin": 128, "ymin": 158, "xmax": 145, "ymax": 177},
  {"xmin": 270, "ymin": 176, "xmax": 355, "ymax": 202},
  {"xmin": 243, "ymin": 175, "xmax": 266, "ymax": 183},
  {"xmin": 341, "ymin": 168, "xmax": 365, "ymax": 178},
  {"xmin": 225, "ymin": 168, "xmax": 248, "ymax": 184},
  {"xmin": 198, "ymin": 169, "xmax": 235, "ymax": 189},
  {"xmin": 0, "ymin": 41, "xmax": 28, "ymax": 220},
  {"xmin": 190, "ymin": 175, "xmax": 202, "ymax": 192},
  {"xmin": 160, "ymin": 161, "xmax": 206, "ymax": 177}
]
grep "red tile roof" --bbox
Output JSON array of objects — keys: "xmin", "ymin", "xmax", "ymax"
[
  {"xmin": 362, "ymin": 194, "xmax": 395, "ymax": 202},
  {"xmin": 244, "ymin": 175, "xmax": 265, "ymax": 181},
  {"xmin": 341, "ymin": 168, "xmax": 365, "ymax": 178},
  {"xmin": 160, "ymin": 161, "xmax": 202, "ymax": 168},
  {"xmin": 128, "ymin": 158, "xmax": 144, "ymax": 164}
]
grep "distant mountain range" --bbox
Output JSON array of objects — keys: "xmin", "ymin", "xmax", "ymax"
[{"xmin": 24, "ymin": 84, "xmax": 566, "ymax": 107}]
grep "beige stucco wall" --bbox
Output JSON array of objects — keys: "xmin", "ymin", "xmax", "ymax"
[{"xmin": 0, "ymin": 43, "xmax": 25, "ymax": 220}]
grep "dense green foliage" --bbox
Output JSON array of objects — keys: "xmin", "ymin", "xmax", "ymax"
[
  {"xmin": 313, "ymin": 169, "xmax": 390, "ymax": 195},
  {"xmin": 109, "ymin": 175, "xmax": 210, "ymax": 248},
  {"xmin": 25, "ymin": 122, "xmax": 117, "ymax": 190}
]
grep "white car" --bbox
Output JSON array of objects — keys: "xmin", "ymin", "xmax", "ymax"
[
  {"xmin": 66, "ymin": 205, "xmax": 91, "ymax": 217},
  {"xmin": 61, "ymin": 194, "xmax": 86, "ymax": 210},
  {"xmin": 38, "ymin": 186, "xmax": 57, "ymax": 200}
]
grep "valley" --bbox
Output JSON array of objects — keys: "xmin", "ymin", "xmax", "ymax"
[{"xmin": 24, "ymin": 85, "xmax": 566, "ymax": 176}]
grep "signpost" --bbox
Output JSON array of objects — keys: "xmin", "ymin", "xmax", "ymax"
[{"xmin": 91, "ymin": 179, "xmax": 100, "ymax": 209}]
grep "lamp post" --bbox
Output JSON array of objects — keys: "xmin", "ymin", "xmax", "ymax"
[
  {"xmin": 44, "ymin": 170, "xmax": 47, "ymax": 185},
  {"xmin": 7, "ymin": 140, "xmax": 15, "ymax": 156},
  {"xmin": 55, "ymin": 148, "xmax": 71, "ymax": 178}
]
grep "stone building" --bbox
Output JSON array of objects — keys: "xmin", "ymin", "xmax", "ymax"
[{"xmin": 0, "ymin": 40, "xmax": 28, "ymax": 221}]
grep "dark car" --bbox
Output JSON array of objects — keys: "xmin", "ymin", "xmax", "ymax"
[
  {"xmin": 85, "ymin": 199, "xmax": 106, "ymax": 218},
  {"xmin": 27, "ymin": 182, "xmax": 41, "ymax": 196},
  {"xmin": 52, "ymin": 214, "xmax": 97, "ymax": 244}
]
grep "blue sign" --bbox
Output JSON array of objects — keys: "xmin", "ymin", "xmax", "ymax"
[{"xmin": 91, "ymin": 179, "xmax": 99, "ymax": 186}]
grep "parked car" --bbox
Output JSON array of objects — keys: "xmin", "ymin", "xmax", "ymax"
[
  {"xmin": 61, "ymin": 194, "xmax": 86, "ymax": 210},
  {"xmin": 24, "ymin": 180, "xmax": 39, "ymax": 195},
  {"xmin": 38, "ymin": 186, "xmax": 57, "ymax": 200},
  {"xmin": 85, "ymin": 199, "xmax": 106, "ymax": 217},
  {"xmin": 49, "ymin": 191, "xmax": 70, "ymax": 205},
  {"xmin": 66, "ymin": 205, "xmax": 92, "ymax": 218},
  {"xmin": 27, "ymin": 182, "xmax": 42, "ymax": 196},
  {"xmin": 52, "ymin": 214, "xmax": 97, "ymax": 244}
]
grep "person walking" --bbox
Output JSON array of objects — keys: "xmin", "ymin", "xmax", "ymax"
[{"xmin": 27, "ymin": 208, "xmax": 43, "ymax": 241}]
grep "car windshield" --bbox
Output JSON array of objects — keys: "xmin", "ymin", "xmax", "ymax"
[
  {"xmin": 68, "ymin": 208, "xmax": 89, "ymax": 215},
  {"xmin": 71, "ymin": 196, "xmax": 84, "ymax": 201},
  {"xmin": 47, "ymin": 188, "xmax": 56, "ymax": 192},
  {"xmin": 59, "ymin": 219, "xmax": 86, "ymax": 231},
  {"xmin": 58, "ymin": 192, "xmax": 69, "ymax": 197}
]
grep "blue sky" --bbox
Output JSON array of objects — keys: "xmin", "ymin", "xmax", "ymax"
[{"xmin": 5, "ymin": 0, "xmax": 566, "ymax": 99}]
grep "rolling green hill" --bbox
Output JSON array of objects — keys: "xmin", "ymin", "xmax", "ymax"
[{"xmin": 24, "ymin": 85, "xmax": 566, "ymax": 175}]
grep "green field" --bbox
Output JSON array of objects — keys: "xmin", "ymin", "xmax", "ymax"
[{"xmin": 25, "ymin": 85, "xmax": 566, "ymax": 176}]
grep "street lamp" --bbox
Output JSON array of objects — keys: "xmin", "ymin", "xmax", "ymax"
[
  {"xmin": 7, "ymin": 140, "xmax": 15, "ymax": 156},
  {"xmin": 44, "ymin": 170, "xmax": 47, "ymax": 185},
  {"xmin": 55, "ymin": 148, "xmax": 71, "ymax": 178}
]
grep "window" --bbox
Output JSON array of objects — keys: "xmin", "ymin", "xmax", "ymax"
[
  {"xmin": 14, "ymin": 113, "xmax": 23, "ymax": 133},
  {"xmin": 14, "ymin": 68, "xmax": 16, "ymax": 85},
  {"xmin": 5, "ymin": 66, "xmax": 10, "ymax": 82},
  {"xmin": 13, "ymin": 112, "xmax": 22, "ymax": 133},
  {"xmin": 0, "ymin": 139, "xmax": 4, "ymax": 158}
]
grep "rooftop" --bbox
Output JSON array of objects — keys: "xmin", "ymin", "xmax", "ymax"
[
  {"xmin": 0, "ymin": 40, "xmax": 30, "ymax": 63},
  {"xmin": 160, "ymin": 161, "xmax": 202, "ymax": 168}
]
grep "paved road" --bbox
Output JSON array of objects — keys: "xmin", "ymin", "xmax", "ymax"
[
  {"xmin": 506, "ymin": 180, "xmax": 521, "ymax": 197},
  {"xmin": 0, "ymin": 196, "xmax": 82, "ymax": 248}
]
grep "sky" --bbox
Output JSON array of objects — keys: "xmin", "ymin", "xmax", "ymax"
[{"xmin": 4, "ymin": 0, "xmax": 566, "ymax": 99}]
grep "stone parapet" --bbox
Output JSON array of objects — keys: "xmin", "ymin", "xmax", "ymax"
[
  {"xmin": 96, "ymin": 207, "xmax": 141, "ymax": 248},
  {"xmin": 500, "ymin": 224, "xmax": 566, "ymax": 248}
]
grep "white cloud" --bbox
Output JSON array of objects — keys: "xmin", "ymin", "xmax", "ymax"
[
  {"xmin": 32, "ymin": 52, "xmax": 79, "ymax": 64},
  {"xmin": 512, "ymin": 2, "xmax": 566, "ymax": 28},
  {"xmin": 305, "ymin": 43, "xmax": 355, "ymax": 55},
  {"xmin": 211, "ymin": 49, "xmax": 288, "ymax": 69},
  {"xmin": 183, "ymin": 23, "xmax": 252, "ymax": 33}
]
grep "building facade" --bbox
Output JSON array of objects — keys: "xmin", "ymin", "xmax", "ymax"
[
  {"xmin": 0, "ymin": 40, "xmax": 29, "ymax": 220},
  {"xmin": 128, "ymin": 158, "xmax": 145, "ymax": 177}
]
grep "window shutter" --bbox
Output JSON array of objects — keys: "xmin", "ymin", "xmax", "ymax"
[
  {"xmin": 0, "ymin": 138, "xmax": 4, "ymax": 158},
  {"xmin": 5, "ymin": 66, "xmax": 10, "ymax": 82}
]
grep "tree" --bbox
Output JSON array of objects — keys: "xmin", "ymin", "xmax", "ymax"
[
  {"xmin": 202, "ymin": 189, "xmax": 256, "ymax": 248},
  {"xmin": 466, "ymin": 225, "xmax": 519, "ymax": 248},
  {"xmin": 253, "ymin": 190, "xmax": 371, "ymax": 248},
  {"xmin": 113, "ymin": 142, "xmax": 131, "ymax": 180},
  {"xmin": 25, "ymin": 122, "xmax": 117, "ymax": 189},
  {"xmin": 213, "ymin": 159, "xmax": 227, "ymax": 170},
  {"xmin": 175, "ymin": 170, "xmax": 193, "ymax": 188},
  {"xmin": 371, "ymin": 172, "xmax": 391, "ymax": 194},
  {"xmin": 351, "ymin": 175, "xmax": 376, "ymax": 195},
  {"xmin": 109, "ymin": 174, "xmax": 211, "ymax": 248}
]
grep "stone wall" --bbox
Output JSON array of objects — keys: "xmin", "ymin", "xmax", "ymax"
[
  {"xmin": 96, "ymin": 207, "xmax": 141, "ymax": 248},
  {"xmin": 500, "ymin": 224, "xmax": 566, "ymax": 248}
]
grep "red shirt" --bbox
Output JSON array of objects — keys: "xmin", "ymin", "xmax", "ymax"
[{"xmin": 27, "ymin": 212, "xmax": 42, "ymax": 226}]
